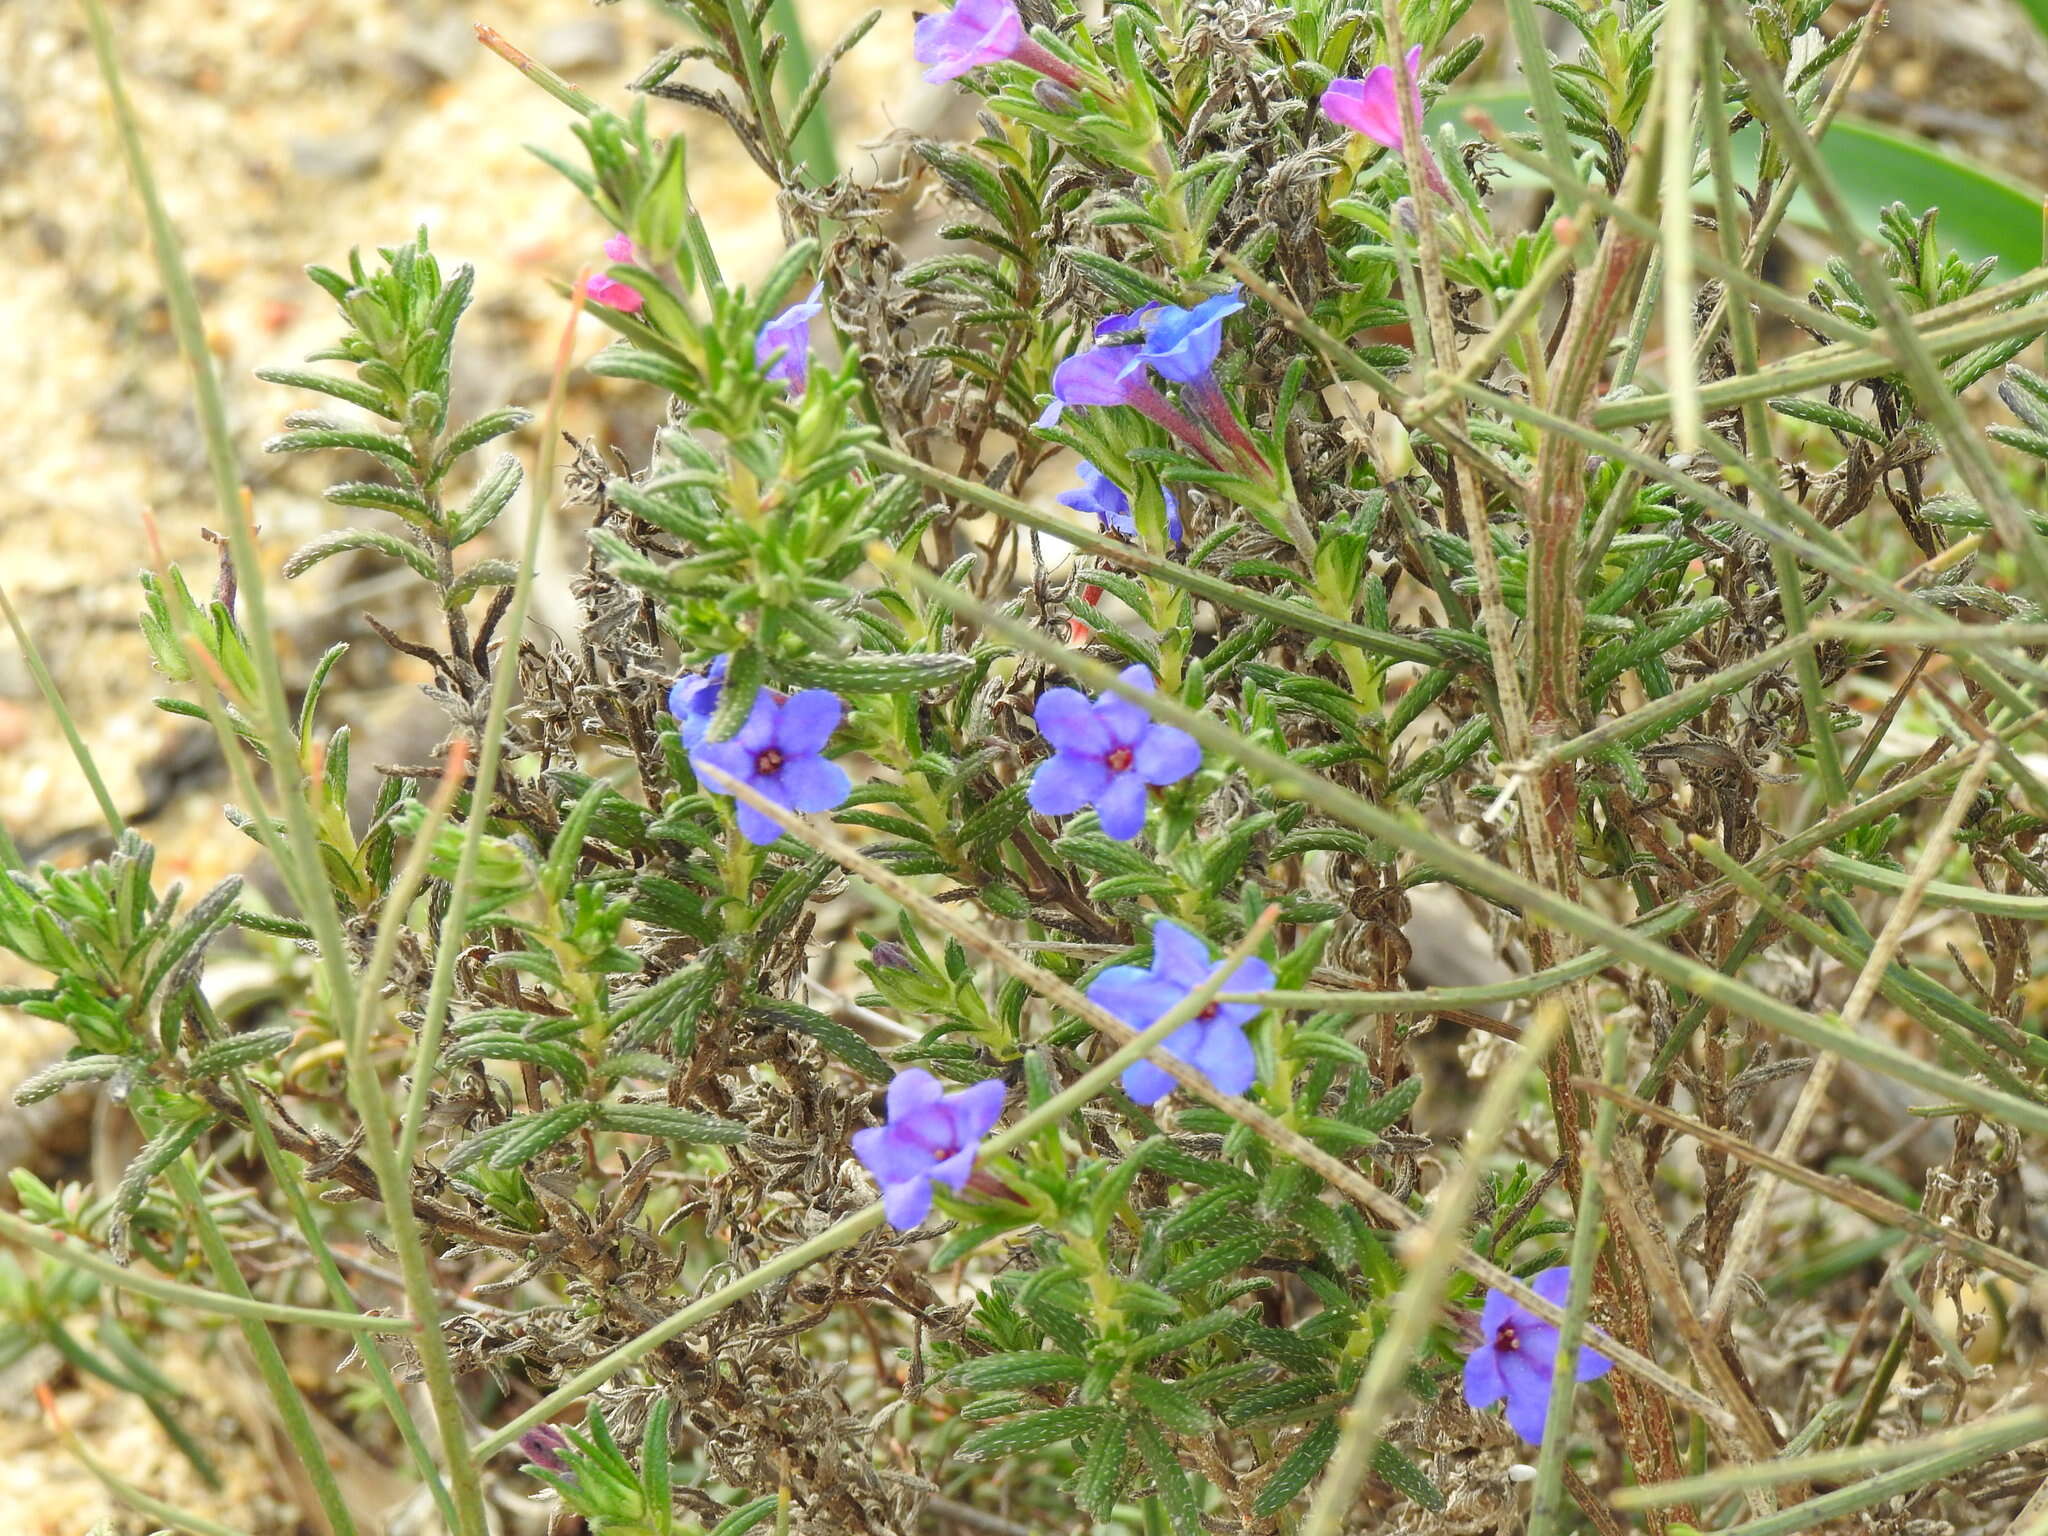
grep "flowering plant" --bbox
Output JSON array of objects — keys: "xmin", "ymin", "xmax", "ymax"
[{"xmin": 9, "ymin": 1, "xmax": 2048, "ymax": 1534}]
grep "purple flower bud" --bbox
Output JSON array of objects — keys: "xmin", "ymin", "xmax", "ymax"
[
  {"xmin": 1085, "ymin": 919, "xmax": 1270, "ymax": 1106},
  {"xmin": 690, "ymin": 686, "xmax": 852, "ymax": 846},
  {"xmin": 518, "ymin": 1425, "xmax": 571, "ymax": 1473},
  {"xmin": 913, "ymin": 0, "xmax": 1083, "ymax": 91},
  {"xmin": 1057, "ymin": 460, "xmax": 1182, "ymax": 544},
  {"xmin": 584, "ymin": 232, "xmax": 645, "ymax": 315},
  {"xmin": 850, "ymin": 1068, "xmax": 1007, "ymax": 1229},
  {"xmin": 667, "ymin": 654, "xmax": 732, "ymax": 751},
  {"xmin": 756, "ymin": 284, "xmax": 826, "ymax": 396},
  {"xmin": 869, "ymin": 940, "xmax": 914, "ymax": 971},
  {"xmin": 1028, "ymin": 664, "xmax": 1201, "ymax": 842},
  {"xmin": 1461, "ymin": 1267, "xmax": 1613, "ymax": 1444}
]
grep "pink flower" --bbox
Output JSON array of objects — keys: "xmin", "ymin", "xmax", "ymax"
[
  {"xmin": 1320, "ymin": 47, "xmax": 1450, "ymax": 197},
  {"xmin": 584, "ymin": 232, "xmax": 644, "ymax": 315},
  {"xmin": 913, "ymin": 0, "xmax": 1083, "ymax": 91}
]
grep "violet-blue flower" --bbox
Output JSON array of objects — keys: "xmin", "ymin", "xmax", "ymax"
[
  {"xmin": 913, "ymin": 0, "xmax": 1082, "ymax": 90},
  {"xmin": 1059, "ymin": 460, "xmax": 1182, "ymax": 544},
  {"xmin": 850, "ymin": 1068, "xmax": 1007, "ymax": 1229},
  {"xmin": 1138, "ymin": 288, "xmax": 1244, "ymax": 385},
  {"xmin": 1086, "ymin": 919, "xmax": 1271, "ymax": 1106},
  {"xmin": 1461, "ymin": 1267, "xmax": 1613, "ymax": 1444},
  {"xmin": 690, "ymin": 685, "xmax": 851, "ymax": 845},
  {"xmin": 1027, "ymin": 664, "xmax": 1201, "ymax": 841},
  {"xmin": 1035, "ymin": 346, "xmax": 1217, "ymax": 464},
  {"xmin": 756, "ymin": 284, "xmax": 826, "ymax": 396},
  {"xmin": 666, "ymin": 654, "xmax": 730, "ymax": 751}
]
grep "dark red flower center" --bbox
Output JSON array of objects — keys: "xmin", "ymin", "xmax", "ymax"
[
  {"xmin": 1198, "ymin": 1003, "xmax": 1219, "ymax": 1021},
  {"xmin": 1497, "ymin": 1322, "xmax": 1520, "ymax": 1351},
  {"xmin": 756, "ymin": 747, "xmax": 785, "ymax": 775},
  {"xmin": 1106, "ymin": 745, "xmax": 1134, "ymax": 772}
]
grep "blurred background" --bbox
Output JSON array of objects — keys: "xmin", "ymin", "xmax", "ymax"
[{"xmin": 2, "ymin": 0, "xmax": 2046, "ymax": 1526}]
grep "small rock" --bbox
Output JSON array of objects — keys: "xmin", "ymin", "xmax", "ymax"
[
  {"xmin": 392, "ymin": 16, "xmax": 477, "ymax": 88},
  {"xmin": 290, "ymin": 131, "xmax": 386, "ymax": 181},
  {"xmin": 534, "ymin": 18, "xmax": 625, "ymax": 74}
]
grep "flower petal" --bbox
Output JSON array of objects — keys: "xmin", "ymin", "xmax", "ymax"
[
  {"xmin": 1576, "ymin": 1340, "xmax": 1615, "ymax": 1383},
  {"xmin": 775, "ymin": 690, "xmax": 844, "ymax": 756},
  {"xmin": 1034, "ymin": 688, "xmax": 1110, "ymax": 755},
  {"xmin": 882, "ymin": 1175, "xmax": 935, "ymax": 1229},
  {"xmin": 886, "ymin": 1068, "xmax": 948, "ymax": 1122},
  {"xmin": 1086, "ymin": 972, "xmax": 1180, "ymax": 1031},
  {"xmin": 944, "ymin": 1078, "xmax": 1008, "ymax": 1146},
  {"xmin": 1185, "ymin": 1021, "xmax": 1256, "ymax": 1097},
  {"xmin": 735, "ymin": 690, "xmax": 781, "ymax": 751},
  {"xmin": 1121, "ymin": 1055, "xmax": 1178, "ymax": 1106},
  {"xmin": 1134, "ymin": 724, "xmax": 1202, "ymax": 786},
  {"xmin": 927, "ymin": 1145, "xmax": 978, "ymax": 1195},
  {"xmin": 1093, "ymin": 664, "xmax": 1159, "ymax": 745},
  {"xmin": 1479, "ymin": 1286, "xmax": 1519, "ymax": 1342},
  {"xmin": 1498, "ymin": 1350, "xmax": 1554, "ymax": 1445},
  {"xmin": 1093, "ymin": 771, "xmax": 1150, "ymax": 841},
  {"xmin": 852, "ymin": 1124, "xmax": 932, "ymax": 1188},
  {"xmin": 733, "ymin": 797, "xmax": 786, "ymax": 846},
  {"xmin": 1530, "ymin": 1267, "xmax": 1575, "ymax": 1309},
  {"xmin": 1461, "ymin": 1343, "xmax": 1506, "ymax": 1410},
  {"xmin": 775, "ymin": 754, "xmax": 851, "ymax": 815},
  {"xmin": 1148, "ymin": 920, "xmax": 1212, "ymax": 987},
  {"xmin": 1028, "ymin": 752, "xmax": 1112, "ymax": 817},
  {"xmin": 690, "ymin": 739, "xmax": 752, "ymax": 789}
]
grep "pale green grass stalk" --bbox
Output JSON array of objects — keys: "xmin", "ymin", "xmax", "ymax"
[
  {"xmin": 1526, "ymin": 1022, "xmax": 1629, "ymax": 1536},
  {"xmin": 0, "ymin": 580, "xmax": 127, "ymax": 834},
  {"xmin": 1299, "ymin": 1002, "xmax": 1566, "ymax": 1536},
  {"xmin": 1658, "ymin": 0, "xmax": 1703, "ymax": 453},
  {"xmin": 76, "ymin": 4, "xmax": 488, "ymax": 1524},
  {"xmin": 1702, "ymin": 745, "xmax": 1995, "ymax": 1329},
  {"xmin": 885, "ymin": 555, "xmax": 2048, "ymax": 1135},
  {"xmin": 0, "ymin": 1207, "xmax": 419, "ymax": 1334},
  {"xmin": 1616, "ymin": 1403, "xmax": 2048, "ymax": 1508},
  {"xmin": 474, "ymin": 896, "xmax": 1284, "ymax": 1461},
  {"xmin": 164, "ymin": 1159, "xmax": 360, "ymax": 1536},
  {"xmin": 1502, "ymin": 0, "xmax": 1580, "ymax": 216}
]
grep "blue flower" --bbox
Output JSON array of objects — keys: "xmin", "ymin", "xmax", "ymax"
[
  {"xmin": 1058, "ymin": 460, "xmax": 1182, "ymax": 544},
  {"xmin": 756, "ymin": 285, "xmax": 826, "ymax": 395},
  {"xmin": 1027, "ymin": 664, "xmax": 1201, "ymax": 841},
  {"xmin": 1137, "ymin": 288, "xmax": 1244, "ymax": 385},
  {"xmin": 1086, "ymin": 919, "xmax": 1271, "ymax": 1105},
  {"xmin": 1094, "ymin": 301, "xmax": 1166, "ymax": 341},
  {"xmin": 850, "ymin": 1068, "xmax": 1007, "ymax": 1229},
  {"xmin": 1035, "ymin": 345, "xmax": 1153, "ymax": 429},
  {"xmin": 690, "ymin": 686, "xmax": 851, "ymax": 845},
  {"xmin": 1461, "ymin": 1267, "xmax": 1613, "ymax": 1444},
  {"xmin": 913, "ymin": 0, "xmax": 1083, "ymax": 90},
  {"xmin": 666, "ymin": 654, "xmax": 731, "ymax": 751}
]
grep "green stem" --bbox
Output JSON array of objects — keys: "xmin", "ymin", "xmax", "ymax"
[{"xmin": 0, "ymin": 580, "xmax": 127, "ymax": 834}]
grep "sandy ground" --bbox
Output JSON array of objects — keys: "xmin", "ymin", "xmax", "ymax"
[
  {"xmin": 0, "ymin": 1, "xmax": 909, "ymax": 1527},
  {"xmin": 4, "ymin": 0, "xmax": 2048, "ymax": 1528}
]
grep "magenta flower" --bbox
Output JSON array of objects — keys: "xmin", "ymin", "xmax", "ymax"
[
  {"xmin": 1087, "ymin": 919, "xmax": 1271, "ymax": 1106},
  {"xmin": 1321, "ymin": 47, "xmax": 1451, "ymax": 197},
  {"xmin": 756, "ymin": 284, "xmax": 826, "ymax": 396},
  {"xmin": 584, "ymin": 232, "xmax": 645, "ymax": 314},
  {"xmin": 914, "ymin": 0, "xmax": 1083, "ymax": 91},
  {"xmin": 1462, "ymin": 1267, "xmax": 1613, "ymax": 1444},
  {"xmin": 1027, "ymin": 664, "xmax": 1201, "ymax": 841},
  {"xmin": 851, "ymin": 1068, "xmax": 1007, "ymax": 1229},
  {"xmin": 689, "ymin": 686, "xmax": 851, "ymax": 846}
]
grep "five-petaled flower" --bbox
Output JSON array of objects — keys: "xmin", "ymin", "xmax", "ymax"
[
  {"xmin": 1461, "ymin": 1267, "xmax": 1613, "ymax": 1444},
  {"xmin": 584, "ymin": 232, "xmax": 645, "ymax": 314},
  {"xmin": 1028, "ymin": 664, "xmax": 1201, "ymax": 841},
  {"xmin": 757, "ymin": 285, "xmax": 827, "ymax": 396},
  {"xmin": 851, "ymin": 1068, "xmax": 1007, "ymax": 1229},
  {"xmin": 1059, "ymin": 460, "xmax": 1182, "ymax": 544},
  {"xmin": 914, "ymin": 0, "xmax": 1083, "ymax": 90},
  {"xmin": 666, "ymin": 654, "xmax": 730, "ymax": 751},
  {"xmin": 1087, "ymin": 919, "xmax": 1271, "ymax": 1105},
  {"xmin": 690, "ymin": 686, "xmax": 852, "ymax": 845},
  {"xmin": 1320, "ymin": 47, "xmax": 1452, "ymax": 197}
]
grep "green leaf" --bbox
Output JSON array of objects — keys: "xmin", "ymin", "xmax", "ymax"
[
  {"xmin": 1251, "ymin": 1418, "xmax": 1339, "ymax": 1518},
  {"xmin": 1131, "ymin": 1418, "xmax": 1203, "ymax": 1536},
  {"xmin": 778, "ymin": 651, "xmax": 976, "ymax": 694},
  {"xmin": 11, "ymin": 1054, "xmax": 126, "ymax": 1105},
  {"xmin": 1073, "ymin": 1415, "xmax": 1129, "ymax": 1519},
  {"xmin": 1126, "ymin": 1375, "xmax": 1210, "ymax": 1436},
  {"xmin": 1373, "ymin": 1440, "xmax": 1447, "ymax": 1512},
  {"xmin": 452, "ymin": 454, "xmax": 523, "ymax": 544},
  {"xmin": 186, "ymin": 1025, "xmax": 296, "ymax": 1080},
  {"xmin": 593, "ymin": 1103, "xmax": 752, "ymax": 1144},
  {"xmin": 283, "ymin": 528, "xmax": 439, "ymax": 584},
  {"xmin": 744, "ymin": 1000, "xmax": 894, "ymax": 1081},
  {"xmin": 948, "ymin": 1351, "xmax": 1089, "ymax": 1390},
  {"xmin": 447, "ymin": 1103, "xmax": 595, "ymax": 1173},
  {"xmin": 955, "ymin": 1405, "xmax": 1108, "ymax": 1461}
]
